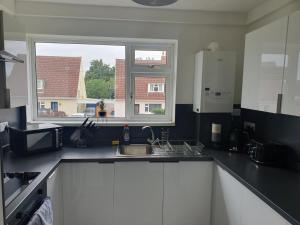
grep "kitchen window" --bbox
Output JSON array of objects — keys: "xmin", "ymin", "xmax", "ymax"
[{"xmin": 28, "ymin": 35, "xmax": 177, "ymax": 125}]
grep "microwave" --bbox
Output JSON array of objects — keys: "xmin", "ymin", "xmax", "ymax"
[{"xmin": 9, "ymin": 123, "xmax": 63, "ymax": 155}]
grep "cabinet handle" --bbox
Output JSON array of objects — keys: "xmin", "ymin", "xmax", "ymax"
[{"xmin": 276, "ymin": 94, "xmax": 283, "ymax": 114}]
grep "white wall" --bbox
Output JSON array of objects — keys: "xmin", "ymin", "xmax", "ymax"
[
  {"xmin": 3, "ymin": 4, "xmax": 246, "ymax": 105},
  {"xmin": 0, "ymin": 0, "xmax": 15, "ymax": 14}
]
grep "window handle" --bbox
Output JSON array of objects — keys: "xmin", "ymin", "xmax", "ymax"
[
  {"xmin": 148, "ymin": 64, "xmax": 155, "ymax": 69},
  {"xmin": 130, "ymin": 93, "xmax": 133, "ymax": 101},
  {"xmin": 276, "ymin": 93, "xmax": 282, "ymax": 114}
]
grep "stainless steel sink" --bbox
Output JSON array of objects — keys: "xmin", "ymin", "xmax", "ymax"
[
  {"xmin": 117, "ymin": 144, "xmax": 154, "ymax": 156},
  {"xmin": 116, "ymin": 141, "xmax": 205, "ymax": 157}
]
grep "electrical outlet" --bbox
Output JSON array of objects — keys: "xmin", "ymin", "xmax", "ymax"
[
  {"xmin": 244, "ymin": 121, "xmax": 255, "ymax": 132},
  {"xmin": 0, "ymin": 122, "xmax": 8, "ymax": 132}
]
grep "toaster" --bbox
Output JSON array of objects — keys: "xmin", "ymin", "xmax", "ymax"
[{"xmin": 247, "ymin": 140, "xmax": 294, "ymax": 168}]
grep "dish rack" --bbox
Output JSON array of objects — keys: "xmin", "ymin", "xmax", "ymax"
[{"xmin": 154, "ymin": 140, "xmax": 205, "ymax": 156}]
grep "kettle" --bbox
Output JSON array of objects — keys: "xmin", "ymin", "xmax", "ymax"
[
  {"xmin": 228, "ymin": 128, "xmax": 251, "ymax": 152},
  {"xmin": 228, "ymin": 128, "xmax": 242, "ymax": 152}
]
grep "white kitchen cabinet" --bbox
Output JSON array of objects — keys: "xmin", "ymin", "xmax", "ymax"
[
  {"xmin": 212, "ymin": 165, "xmax": 291, "ymax": 225},
  {"xmin": 47, "ymin": 166, "xmax": 63, "ymax": 225},
  {"xmin": 241, "ymin": 187, "xmax": 289, "ymax": 225},
  {"xmin": 281, "ymin": 10, "xmax": 300, "ymax": 116},
  {"xmin": 241, "ymin": 17, "xmax": 288, "ymax": 113},
  {"xmin": 0, "ymin": 154, "xmax": 4, "ymax": 225},
  {"xmin": 211, "ymin": 165, "xmax": 243, "ymax": 225},
  {"xmin": 62, "ymin": 163, "xmax": 114, "ymax": 225},
  {"xmin": 163, "ymin": 161, "xmax": 213, "ymax": 225},
  {"xmin": 113, "ymin": 162, "xmax": 163, "ymax": 225},
  {"xmin": 193, "ymin": 51, "xmax": 236, "ymax": 113}
]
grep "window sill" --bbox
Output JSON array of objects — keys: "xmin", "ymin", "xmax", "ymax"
[{"xmin": 29, "ymin": 120, "xmax": 176, "ymax": 127}]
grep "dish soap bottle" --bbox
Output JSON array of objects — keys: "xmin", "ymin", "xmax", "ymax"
[{"xmin": 123, "ymin": 124, "xmax": 130, "ymax": 145}]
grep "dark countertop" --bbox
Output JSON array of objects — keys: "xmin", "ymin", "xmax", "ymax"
[{"xmin": 3, "ymin": 146, "xmax": 300, "ymax": 225}]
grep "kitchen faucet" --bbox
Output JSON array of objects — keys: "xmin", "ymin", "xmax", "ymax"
[{"xmin": 142, "ymin": 126, "xmax": 157, "ymax": 145}]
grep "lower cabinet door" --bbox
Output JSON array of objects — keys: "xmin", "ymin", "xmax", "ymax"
[
  {"xmin": 212, "ymin": 165, "xmax": 291, "ymax": 225},
  {"xmin": 241, "ymin": 187, "xmax": 289, "ymax": 225},
  {"xmin": 163, "ymin": 161, "xmax": 213, "ymax": 225},
  {"xmin": 47, "ymin": 166, "xmax": 63, "ymax": 225},
  {"xmin": 62, "ymin": 163, "xmax": 114, "ymax": 225},
  {"xmin": 211, "ymin": 165, "xmax": 244, "ymax": 225},
  {"xmin": 113, "ymin": 162, "xmax": 163, "ymax": 225}
]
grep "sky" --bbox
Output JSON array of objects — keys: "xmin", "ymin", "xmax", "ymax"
[
  {"xmin": 36, "ymin": 43, "xmax": 165, "ymax": 72},
  {"xmin": 36, "ymin": 43, "xmax": 125, "ymax": 72},
  {"xmin": 4, "ymin": 40, "xmax": 166, "ymax": 76}
]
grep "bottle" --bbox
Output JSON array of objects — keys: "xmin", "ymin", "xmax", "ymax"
[
  {"xmin": 123, "ymin": 124, "xmax": 130, "ymax": 145},
  {"xmin": 211, "ymin": 123, "xmax": 222, "ymax": 148}
]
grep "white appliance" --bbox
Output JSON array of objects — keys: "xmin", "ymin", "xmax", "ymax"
[{"xmin": 193, "ymin": 51, "xmax": 236, "ymax": 113}]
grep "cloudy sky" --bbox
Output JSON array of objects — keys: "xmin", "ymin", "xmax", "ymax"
[{"xmin": 5, "ymin": 40, "xmax": 165, "ymax": 76}]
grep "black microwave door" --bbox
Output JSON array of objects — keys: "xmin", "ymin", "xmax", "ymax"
[{"xmin": 26, "ymin": 132, "xmax": 53, "ymax": 152}]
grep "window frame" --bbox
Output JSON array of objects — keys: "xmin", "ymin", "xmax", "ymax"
[{"xmin": 27, "ymin": 34, "xmax": 177, "ymax": 126}]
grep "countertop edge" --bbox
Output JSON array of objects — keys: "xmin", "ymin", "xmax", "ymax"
[{"xmin": 4, "ymin": 147, "xmax": 300, "ymax": 225}]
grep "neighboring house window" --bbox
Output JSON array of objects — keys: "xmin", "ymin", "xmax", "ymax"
[
  {"xmin": 145, "ymin": 104, "xmax": 162, "ymax": 114},
  {"xmin": 148, "ymin": 83, "xmax": 164, "ymax": 93},
  {"xmin": 29, "ymin": 35, "xmax": 177, "ymax": 124},
  {"xmin": 37, "ymin": 79, "xmax": 44, "ymax": 90}
]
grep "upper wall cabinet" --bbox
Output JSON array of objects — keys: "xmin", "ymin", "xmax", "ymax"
[
  {"xmin": 281, "ymin": 11, "xmax": 300, "ymax": 116},
  {"xmin": 241, "ymin": 17, "xmax": 288, "ymax": 113}
]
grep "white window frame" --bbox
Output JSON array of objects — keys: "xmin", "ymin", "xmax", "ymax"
[{"xmin": 27, "ymin": 34, "xmax": 177, "ymax": 126}]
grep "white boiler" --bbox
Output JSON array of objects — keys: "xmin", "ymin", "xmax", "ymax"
[{"xmin": 193, "ymin": 51, "xmax": 236, "ymax": 113}]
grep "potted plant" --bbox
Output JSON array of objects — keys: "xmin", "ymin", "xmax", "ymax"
[{"xmin": 96, "ymin": 99, "xmax": 107, "ymax": 118}]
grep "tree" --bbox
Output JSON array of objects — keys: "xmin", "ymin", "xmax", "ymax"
[
  {"xmin": 85, "ymin": 59, "xmax": 115, "ymax": 99},
  {"xmin": 86, "ymin": 79, "xmax": 114, "ymax": 99},
  {"xmin": 85, "ymin": 59, "xmax": 115, "ymax": 81}
]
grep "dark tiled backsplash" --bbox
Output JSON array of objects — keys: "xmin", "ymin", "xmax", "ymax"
[
  {"xmin": 63, "ymin": 104, "xmax": 197, "ymax": 145},
  {"xmin": 0, "ymin": 105, "xmax": 234, "ymax": 149},
  {"xmin": 4, "ymin": 105, "xmax": 300, "ymax": 162},
  {"xmin": 242, "ymin": 109, "xmax": 300, "ymax": 161}
]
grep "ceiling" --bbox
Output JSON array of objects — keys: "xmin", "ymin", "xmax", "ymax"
[{"xmin": 16, "ymin": 0, "xmax": 268, "ymax": 12}]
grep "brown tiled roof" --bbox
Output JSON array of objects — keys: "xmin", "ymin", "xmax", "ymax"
[
  {"xmin": 36, "ymin": 56, "xmax": 81, "ymax": 98},
  {"xmin": 115, "ymin": 59, "xmax": 165, "ymax": 101}
]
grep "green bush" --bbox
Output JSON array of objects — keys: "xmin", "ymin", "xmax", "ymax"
[{"xmin": 151, "ymin": 108, "xmax": 165, "ymax": 115}]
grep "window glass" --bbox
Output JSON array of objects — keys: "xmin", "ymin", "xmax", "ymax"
[
  {"xmin": 35, "ymin": 43, "xmax": 125, "ymax": 118},
  {"xmin": 4, "ymin": 40, "xmax": 28, "ymax": 107},
  {"xmin": 135, "ymin": 50, "xmax": 167, "ymax": 65},
  {"xmin": 134, "ymin": 76, "xmax": 166, "ymax": 115}
]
